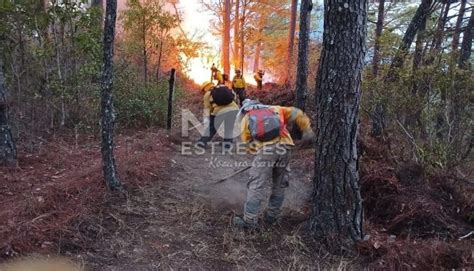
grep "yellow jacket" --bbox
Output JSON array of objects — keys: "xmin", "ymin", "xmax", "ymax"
[
  {"xmin": 240, "ymin": 106, "xmax": 311, "ymax": 152},
  {"xmin": 232, "ymin": 75, "xmax": 246, "ymax": 89},
  {"xmin": 254, "ymin": 73, "xmax": 262, "ymax": 81},
  {"xmin": 214, "ymin": 70, "xmax": 224, "ymax": 84},
  {"xmin": 203, "ymin": 88, "xmax": 239, "ymax": 117}
]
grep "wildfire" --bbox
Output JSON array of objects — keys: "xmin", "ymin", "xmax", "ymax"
[
  {"xmin": 178, "ymin": 0, "xmax": 217, "ymax": 85},
  {"xmin": 177, "ymin": 0, "xmax": 256, "ymax": 86},
  {"xmin": 185, "ymin": 57, "xmax": 214, "ymax": 85}
]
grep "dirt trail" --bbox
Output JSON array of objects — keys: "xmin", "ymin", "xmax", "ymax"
[
  {"xmin": 82, "ymin": 138, "xmax": 318, "ymax": 270},
  {"xmin": 174, "ymin": 145, "xmax": 313, "ymax": 214}
]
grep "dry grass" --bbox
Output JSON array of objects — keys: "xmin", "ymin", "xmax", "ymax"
[{"xmin": 1, "ymin": 82, "xmax": 472, "ymax": 269}]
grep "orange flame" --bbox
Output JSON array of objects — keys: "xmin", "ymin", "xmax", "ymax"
[{"xmin": 177, "ymin": 0, "xmax": 261, "ymax": 86}]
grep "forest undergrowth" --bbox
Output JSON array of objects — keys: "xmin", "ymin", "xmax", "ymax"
[{"xmin": 1, "ymin": 85, "xmax": 472, "ymax": 269}]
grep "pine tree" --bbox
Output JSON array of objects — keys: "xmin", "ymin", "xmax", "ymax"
[
  {"xmin": 458, "ymin": 7, "xmax": 473, "ymax": 69},
  {"xmin": 223, "ymin": 0, "xmax": 231, "ymax": 75},
  {"xmin": 371, "ymin": 0, "xmax": 384, "ymax": 77},
  {"xmin": 310, "ymin": 0, "xmax": 367, "ymax": 245},
  {"xmin": 100, "ymin": 0, "xmax": 121, "ymax": 190},
  {"xmin": 233, "ymin": 0, "xmax": 240, "ymax": 69},
  {"xmin": 285, "ymin": 0, "xmax": 297, "ymax": 84},
  {"xmin": 0, "ymin": 57, "xmax": 17, "ymax": 167},
  {"xmin": 294, "ymin": 0, "xmax": 312, "ymax": 111}
]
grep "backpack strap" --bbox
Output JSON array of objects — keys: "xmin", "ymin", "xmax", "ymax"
[
  {"xmin": 279, "ymin": 108, "xmax": 286, "ymax": 125},
  {"xmin": 279, "ymin": 108, "xmax": 288, "ymax": 135}
]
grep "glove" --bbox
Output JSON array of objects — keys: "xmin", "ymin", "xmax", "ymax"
[{"xmin": 300, "ymin": 129, "xmax": 316, "ymax": 148}]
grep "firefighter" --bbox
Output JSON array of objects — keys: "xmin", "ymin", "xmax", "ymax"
[
  {"xmin": 211, "ymin": 66, "xmax": 224, "ymax": 84},
  {"xmin": 233, "ymin": 99, "xmax": 315, "ymax": 229},
  {"xmin": 197, "ymin": 81, "xmax": 239, "ymax": 149},
  {"xmin": 253, "ymin": 70, "xmax": 264, "ymax": 91},
  {"xmin": 232, "ymin": 69, "xmax": 247, "ymax": 106}
]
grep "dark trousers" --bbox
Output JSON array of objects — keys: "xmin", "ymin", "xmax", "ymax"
[
  {"xmin": 234, "ymin": 88, "xmax": 246, "ymax": 106},
  {"xmin": 198, "ymin": 110, "xmax": 238, "ymax": 145},
  {"xmin": 256, "ymin": 80, "xmax": 262, "ymax": 90}
]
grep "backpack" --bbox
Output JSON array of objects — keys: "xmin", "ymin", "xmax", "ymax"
[
  {"xmin": 211, "ymin": 85, "xmax": 235, "ymax": 106},
  {"xmin": 247, "ymin": 108, "xmax": 284, "ymax": 141}
]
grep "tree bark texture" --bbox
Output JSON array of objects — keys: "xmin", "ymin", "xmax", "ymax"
[
  {"xmin": 100, "ymin": 0, "xmax": 121, "ymax": 190},
  {"xmin": 458, "ymin": 8, "xmax": 473, "ymax": 69},
  {"xmin": 233, "ymin": 0, "xmax": 240, "ymax": 69},
  {"xmin": 451, "ymin": 0, "xmax": 466, "ymax": 51},
  {"xmin": 295, "ymin": 0, "xmax": 312, "ymax": 111},
  {"xmin": 285, "ymin": 0, "xmax": 298, "ymax": 83},
  {"xmin": 223, "ymin": 0, "xmax": 231, "ymax": 75},
  {"xmin": 310, "ymin": 0, "xmax": 367, "ymax": 245},
  {"xmin": 0, "ymin": 58, "xmax": 17, "ymax": 167},
  {"xmin": 371, "ymin": 0, "xmax": 384, "ymax": 77}
]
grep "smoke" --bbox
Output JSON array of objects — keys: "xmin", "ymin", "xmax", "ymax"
[{"xmin": 189, "ymin": 155, "xmax": 312, "ymax": 214}]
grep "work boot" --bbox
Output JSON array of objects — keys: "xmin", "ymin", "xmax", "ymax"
[
  {"xmin": 263, "ymin": 212, "xmax": 279, "ymax": 225},
  {"xmin": 196, "ymin": 141, "xmax": 206, "ymax": 148},
  {"xmin": 233, "ymin": 216, "xmax": 257, "ymax": 230},
  {"xmin": 196, "ymin": 137, "xmax": 209, "ymax": 149}
]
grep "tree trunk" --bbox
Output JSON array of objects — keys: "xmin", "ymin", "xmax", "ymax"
[
  {"xmin": 223, "ymin": 0, "xmax": 231, "ymax": 75},
  {"xmin": 0, "ymin": 58, "xmax": 17, "ymax": 167},
  {"xmin": 240, "ymin": 1, "xmax": 247, "ymax": 72},
  {"xmin": 372, "ymin": 0, "xmax": 384, "ymax": 77},
  {"xmin": 167, "ymin": 68, "xmax": 176, "ymax": 130},
  {"xmin": 143, "ymin": 22, "xmax": 148, "ymax": 83},
  {"xmin": 386, "ymin": 0, "xmax": 433, "ymax": 81},
  {"xmin": 100, "ymin": 0, "xmax": 121, "ymax": 190},
  {"xmin": 156, "ymin": 33, "xmax": 164, "ymax": 81},
  {"xmin": 233, "ymin": 0, "xmax": 240, "ymax": 69},
  {"xmin": 407, "ymin": 13, "xmax": 428, "ymax": 132},
  {"xmin": 450, "ymin": 1, "xmax": 473, "ymax": 150},
  {"xmin": 451, "ymin": 0, "xmax": 466, "ymax": 51},
  {"xmin": 253, "ymin": 39, "xmax": 261, "ymax": 73},
  {"xmin": 295, "ymin": 0, "xmax": 312, "ymax": 111},
  {"xmin": 310, "ymin": 0, "xmax": 366, "ymax": 245},
  {"xmin": 51, "ymin": 13, "xmax": 66, "ymax": 127},
  {"xmin": 430, "ymin": 2, "xmax": 450, "ymax": 54},
  {"xmin": 412, "ymin": 14, "xmax": 428, "ymax": 96},
  {"xmin": 458, "ymin": 8, "xmax": 474, "ymax": 69},
  {"xmin": 285, "ymin": 0, "xmax": 298, "ymax": 83}
]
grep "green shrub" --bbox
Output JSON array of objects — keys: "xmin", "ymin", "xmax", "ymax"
[
  {"xmin": 362, "ymin": 56, "xmax": 473, "ymax": 171},
  {"xmin": 114, "ymin": 62, "xmax": 182, "ymax": 128}
]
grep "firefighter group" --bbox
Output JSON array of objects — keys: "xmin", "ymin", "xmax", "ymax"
[{"xmin": 197, "ymin": 65, "xmax": 315, "ymax": 230}]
